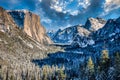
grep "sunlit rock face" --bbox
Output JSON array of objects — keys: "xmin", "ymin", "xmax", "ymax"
[
  {"xmin": 8, "ymin": 10, "xmax": 52, "ymax": 44},
  {"xmin": 84, "ymin": 17, "xmax": 106, "ymax": 32}
]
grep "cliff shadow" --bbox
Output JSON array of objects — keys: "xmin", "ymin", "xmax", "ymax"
[{"xmin": 32, "ymin": 51, "xmax": 88, "ymax": 68}]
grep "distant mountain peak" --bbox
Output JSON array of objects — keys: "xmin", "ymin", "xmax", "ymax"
[
  {"xmin": 49, "ymin": 25, "xmax": 90, "ymax": 44},
  {"xmin": 85, "ymin": 17, "xmax": 106, "ymax": 31}
]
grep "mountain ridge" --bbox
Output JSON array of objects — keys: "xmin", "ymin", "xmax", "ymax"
[{"xmin": 49, "ymin": 17, "xmax": 106, "ymax": 44}]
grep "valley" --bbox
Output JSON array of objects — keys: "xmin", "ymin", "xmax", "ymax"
[{"xmin": 0, "ymin": 6, "xmax": 120, "ymax": 80}]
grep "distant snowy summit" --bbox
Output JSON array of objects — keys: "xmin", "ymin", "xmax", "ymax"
[
  {"xmin": 48, "ymin": 17, "xmax": 120, "ymax": 50},
  {"xmin": 84, "ymin": 17, "xmax": 106, "ymax": 31},
  {"xmin": 49, "ymin": 17, "xmax": 106, "ymax": 44}
]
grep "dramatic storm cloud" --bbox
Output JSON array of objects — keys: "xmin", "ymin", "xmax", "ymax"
[{"xmin": 0, "ymin": 0, "xmax": 120, "ymax": 30}]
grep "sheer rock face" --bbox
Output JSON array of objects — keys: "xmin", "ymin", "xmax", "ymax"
[
  {"xmin": 0, "ymin": 7, "xmax": 47, "ymax": 51},
  {"xmin": 8, "ymin": 10, "xmax": 52, "ymax": 44},
  {"xmin": 85, "ymin": 17, "xmax": 106, "ymax": 32}
]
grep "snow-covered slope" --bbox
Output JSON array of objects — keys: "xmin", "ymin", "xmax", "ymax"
[
  {"xmin": 52, "ymin": 25, "xmax": 90, "ymax": 44},
  {"xmin": 47, "ymin": 30, "xmax": 56, "ymax": 40},
  {"xmin": 52, "ymin": 26, "xmax": 78, "ymax": 43},
  {"xmin": 71, "ymin": 34, "xmax": 94, "ymax": 48},
  {"xmin": 71, "ymin": 26, "xmax": 93, "ymax": 48}
]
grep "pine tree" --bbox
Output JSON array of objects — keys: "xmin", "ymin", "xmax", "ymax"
[
  {"xmin": 57, "ymin": 68, "xmax": 66, "ymax": 80},
  {"xmin": 87, "ymin": 57, "xmax": 94, "ymax": 73},
  {"xmin": 97, "ymin": 49, "xmax": 111, "ymax": 80},
  {"xmin": 42, "ymin": 66, "xmax": 48, "ymax": 80},
  {"xmin": 102, "ymin": 50, "xmax": 109, "ymax": 60},
  {"xmin": 87, "ymin": 57, "xmax": 95, "ymax": 80},
  {"xmin": 100, "ymin": 49, "xmax": 110, "ymax": 72}
]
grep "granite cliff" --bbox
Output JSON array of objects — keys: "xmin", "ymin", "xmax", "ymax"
[{"xmin": 8, "ymin": 10, "xmax": 52, "ymax": 44}]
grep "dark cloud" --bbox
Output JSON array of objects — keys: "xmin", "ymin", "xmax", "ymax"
[{"xmin": 37, "ymin": 0, "xmax": 106, "ymax": 30}]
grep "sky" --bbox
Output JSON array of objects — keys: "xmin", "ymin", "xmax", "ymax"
[{"xmin": 0, "ymin": 0, "xmax": 120, "ymax": 31}]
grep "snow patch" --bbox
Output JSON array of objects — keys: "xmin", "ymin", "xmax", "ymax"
[{"xmin": 109, "ymin": 33, "xmax": 116, "ymax": 37}]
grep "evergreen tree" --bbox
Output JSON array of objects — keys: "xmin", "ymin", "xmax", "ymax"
[
  {"xmin": 97, "ymin": 49, "xmax": 111, "ymax": 80},
  {"xmin": 42, "ymin": 66, "xmax": 48, "ymax": 80},
  {"xmin": 100, "ymin": 49, "xmax": 110, "ymax": 72},
  {"xmin": 87, "ymin": 57, "xmax": 95, "ymax": 80},
  {"xmin": 87, "ymin": 57, "xmax": 94, "ymax": 73},
  {"xmin": 57, "ymin": 68, "xmax": 66, "ymax": 80},
  {"xmin": 102, "ymin": 50, "xmax": 109, "ymax": 59}
]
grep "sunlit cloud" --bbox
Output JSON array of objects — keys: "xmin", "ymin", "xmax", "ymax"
[
  {"xmin": 104, "ymin": 0, "xmax": 120, "ymax": 12},
  {"xmin": 50, "ymin": 0, "xmax": 91, "ymax": 16}
]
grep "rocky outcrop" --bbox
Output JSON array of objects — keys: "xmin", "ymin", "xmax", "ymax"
[
  {"xmin": 84, "ymin": 17, "xmax": 106, "ymax": 31},
  {"xmin": 8, "ymin": 10, "xmax": 52, "ymax": 44},
  {"xmin": 0, "ymin": 7, "xmax": 17, "ymax": 33}
]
